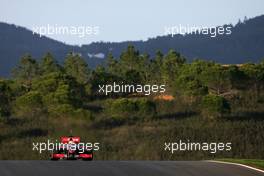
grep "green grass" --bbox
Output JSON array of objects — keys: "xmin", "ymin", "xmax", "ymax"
[{"xmin": 217, "ymin": 159, "xmax": 264, "ymax": 170}]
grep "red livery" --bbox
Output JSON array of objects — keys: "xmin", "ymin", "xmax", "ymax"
[{"xmin": 51, "ymin": 136, "xmax": 93, "ymax": 161}]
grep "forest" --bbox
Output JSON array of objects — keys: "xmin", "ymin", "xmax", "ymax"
[{"xmin": 0, "ymin": 45, "xmax": 264, "ymax": 160}]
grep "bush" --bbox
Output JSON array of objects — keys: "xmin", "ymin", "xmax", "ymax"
[
  {"xmin": 137, "ymin": 98, "xmax": 156, "ymax": 117},
  {"xmin": 0, "ymin": 107, "xmax": 10, "ymax": 122},
  {"xmin": 14, "ymin": 91, "xmax": 44, "ymax": 117},
  {"xmin": 0, "ymin": 80, "xmax": 12, "ymax": 120},
  {"xmin": 47, "ymin": 104, "xmax": 75, "ymax": 117},
  {"xmin": 106, "ymin": 98, "xmax": 137, "ymax": 116},
  {"xmin": 201, "ymin": 95, "xmax": 230, "ymax": 119},
  {"xmin": 105, "ymin": 98, "xmax": 156, "ymax": 119},
  {"xmin": 73, "ymin": 108, "xmax": 93, "ymax": 121},
  {"xmin": 47, "ymin": 104, "xmax": 93, "ymax": 120},
  {"xmin": 32, "ymin": 72, "xmax": 85, "ymax": 107}
]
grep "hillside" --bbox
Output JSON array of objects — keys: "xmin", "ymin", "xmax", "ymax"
[
  {"xmin": 83, "ymin": 15, "xmax": 264, "ymax": 64},
  {"xmin": 1, "ymin": 15, "xmax": 264, "ymax": 77}
]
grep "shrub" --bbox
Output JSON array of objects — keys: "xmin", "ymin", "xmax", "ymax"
[
  {"xmin": 105, "ymin": 98, "xmax": 156, "ymax": 119},
  {"xmin": 32, "ymin": 72, "xmax": 85, "ymax": 107},
  {"xmin": 0, "ymin": 80, "xmax": 12, "ymax": 120},
  {"xmin": 73, "ymin": 108, "xmax": 93, "ymax": 121},
  {"xmin": 137, "ymin": 98, "xmax": 156, "ymax": 117},
  {"xmin": 47, "ymin": 104, "xmax": 74, "ymax": 117},
  {"xmin": 47, "ymin": 104, "xmax": 93, "ymax": 120},
  {"xmin": 201, "ymin": 95, "xmax": 230, "ymax": 119},
  {"xmin": 106, "ymin": 98, "xmax": 137, "ymax": 116},
  {"xmin": 0, "ymin": 107, "xmax": 10, "ymax": 122},
  {"xmin": 14, "ymin": 91, "xmax": 44, "ymax": 117}
]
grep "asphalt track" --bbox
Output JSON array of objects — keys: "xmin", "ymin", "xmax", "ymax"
[{"xmin": 0, "ymin": 161, "xmax": 263, "ymax": 176}]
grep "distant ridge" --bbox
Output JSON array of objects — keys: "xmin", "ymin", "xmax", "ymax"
[{"xmin": 1, "ymin": 15, "xmax": 264, "ymax": 77}]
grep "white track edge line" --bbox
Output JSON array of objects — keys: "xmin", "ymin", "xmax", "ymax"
[{"xmin": 205, "ymin": 160, "xmax": 264, "ymax": 174}]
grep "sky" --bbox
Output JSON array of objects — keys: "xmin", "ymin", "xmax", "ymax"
[{"xmin": 0, "ymin": 0, "xmax": 264, "ymax": 45}]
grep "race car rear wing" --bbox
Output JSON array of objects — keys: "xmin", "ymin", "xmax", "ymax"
[{"xmin": 60, "ymin": 136, "xmax": 80, "ymax": 144}]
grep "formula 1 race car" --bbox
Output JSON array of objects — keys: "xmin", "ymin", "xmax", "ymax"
[{"xmin": 51, "ymin": 136, "xmax": 93, "ymax": 161}]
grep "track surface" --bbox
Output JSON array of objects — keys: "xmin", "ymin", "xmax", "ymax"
[{"xmin": 0, "ymin": 161, "xmax": 263, "ymax": 176}]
